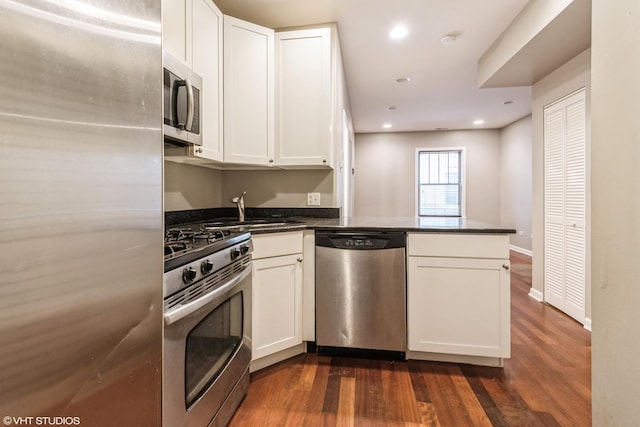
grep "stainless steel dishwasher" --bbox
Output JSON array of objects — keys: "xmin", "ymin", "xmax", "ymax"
[{"xmin": 315, "ymin": 231, "xmax": 406, "ymax": 352}]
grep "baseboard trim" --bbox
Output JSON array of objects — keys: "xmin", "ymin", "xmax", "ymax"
[
  {"xmin": 406, "ymin": 351, "xmax": 505, "ymax": 367},
  {"xmin": 250, "ymin": 343, "xmax": 305, "ymax": 372},
  {"xmin": 528, "ymin": 288, "xmax": 544, "ymax": 302},
  {"xmin": 510, "ymin": 245, "xmax": 532, "ymax": 256},
  {"xmin": 583, "ymin": 317, "xmax": 592, "ymax": 332}
]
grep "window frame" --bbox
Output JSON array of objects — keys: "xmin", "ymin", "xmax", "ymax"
[{"xmin": 415, "ymin": 147, "xmax": 466, "ymax": 218}]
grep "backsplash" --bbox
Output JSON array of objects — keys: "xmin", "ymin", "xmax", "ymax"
[
  {"xmin": 165, "ymin": 207, "xmax": 340, "ymax": 227},
  {"xmin": 164, "ymin": 162, "xmax": 338, "ymax": 212}
]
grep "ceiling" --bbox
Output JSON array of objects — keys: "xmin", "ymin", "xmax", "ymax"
[{"xmin": 213, "ymin": 0, "xmax": 536, "ymax": 133}]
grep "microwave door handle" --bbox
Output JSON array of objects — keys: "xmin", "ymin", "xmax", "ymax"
[
  {"xmin": 163, "ymin": 264, "xmax": 251, "ymax": 326},
  {"xmin": 184, "ymin": 78, "xmax": 194, "ymax": 132}
]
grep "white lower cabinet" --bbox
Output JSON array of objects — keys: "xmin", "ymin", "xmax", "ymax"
[
  {"xmin": 407, "ymin": 233, "xmax": 511, "ymax": 365},
  {"xmin": 250, "ymin": 231, "xmax": 303, "ymax": 370}
]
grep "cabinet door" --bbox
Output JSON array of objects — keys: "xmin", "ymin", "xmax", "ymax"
[
  {"xmin": 223, "ymin": 16, "xmax": 274, "ymax": 166},
  {"xmin": 252, "ymin": 254, "xmax": 303, "ymax": 360},
  {"xmin": 275, "ymin": 28, "xmax": 331, "ymax": 167},
  {"xmin": 407, "ymin": 256, "xmax": 510, "ymax": 358},
  {"xmin": 191, "ymin": 0, "xmax": 224, "ymax": 161},
  {"xmin": 162, "ymin": 0, "xmax": 188, "ymax": 62}
]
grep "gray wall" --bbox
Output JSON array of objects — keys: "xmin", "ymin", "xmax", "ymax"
[
  {"xmin": 353, "ymin": 130, "xmax": 501, "ymax": 224},
  {"xmin": 500, "ymin": 115, "xmax": 532, "ymax": 252},
  {"xmin": 530, "ymin": 49, "xmax": 591, "ymax": 306},
  {"xmin": 163, "ymin": 161, "xmax": 335, "ymax": 211},
  {"xmin": 592, "ymin": 1, "xmax": 640, "ymax": 424},
  {"xmin": 221, "ymin": 169, "xmax": 334, "ymax": 208},
  {"xmin": 164, "ymin": 161, "xmax": 222, "ymax": 211}
]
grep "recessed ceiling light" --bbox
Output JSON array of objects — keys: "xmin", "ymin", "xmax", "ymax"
[
  {"xmin": 503, "ymin": 100, "xmax": 515, "ymax": 105},
  {"xmin": 395, "ymin": 77, "xmax": 411, "ymax": 83},
  {"xmin": 383, "ymin": 123, "xmax": 392, "ymax": 129},
  {"xmin": 390, "ymin": 26, "xmax": 408, "ymax": 39},
  {"xmin": 440, "ymin": 34, "xmax": 457, "ymax": 45},
  {"xmin": 473, "ymin": 119, "xmax": 484, "ymax": 125},
  {"xmin": 387, "ymin": 106, "xmax": 397, "ymax": 111}
]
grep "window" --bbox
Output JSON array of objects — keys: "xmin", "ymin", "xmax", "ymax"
[{"xmin": 417, "ymin": 149, "xmax": 462, "ymax": 216}]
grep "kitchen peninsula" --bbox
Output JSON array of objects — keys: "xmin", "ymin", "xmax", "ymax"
[{"xmin": 165, "ymin": 209, "xmax": 515, "ymax": 369}]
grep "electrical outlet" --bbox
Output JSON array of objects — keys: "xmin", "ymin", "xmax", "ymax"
[
  {"xmin": 518, "ymin": 230, "xmax": 524, "ymax": 236},
  {"xmin": 307, "ymin": 192, "xmax": 321, "ymax": 206}
]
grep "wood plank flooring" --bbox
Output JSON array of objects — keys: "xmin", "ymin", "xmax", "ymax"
[{"xmin": 229, "ymin": 251, "xmax": 591, "ymax": 426}]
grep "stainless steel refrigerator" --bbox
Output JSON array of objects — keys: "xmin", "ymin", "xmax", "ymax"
[{"xmin": 0, "ymin": 1, "xmax": 163, "ymax": 425}]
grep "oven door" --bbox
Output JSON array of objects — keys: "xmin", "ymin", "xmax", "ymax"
[{"xmin": 163, "ymin": 263, "xmax": 252, "ymax": 427}]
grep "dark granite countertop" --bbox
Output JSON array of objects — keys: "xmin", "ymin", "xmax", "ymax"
[{"xmin": 165, "ymin": 208, "xmax": 515, "ymax": 235}]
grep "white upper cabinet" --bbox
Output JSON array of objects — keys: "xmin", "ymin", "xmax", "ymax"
[
  {"xmin": 163, "ymin": 11, "xmax": 351, "ymax": 169},
  {"xmin": 275, "ymin": 28, "xmax": 332, "ymax": 168},
  {"xmin": 223, "ymin": 16, "xmax": 275, "ymax": 166},
  {"xmin": 162, "ymin": 0, "xmax": 224, "ymax": 162},
  {"xmin": 191, "ymin": 0, "xmax": 224, "ymax": 162},
  {"xmin": 162, "ymin": 0, "xmax": 188, "ymax": 62}
]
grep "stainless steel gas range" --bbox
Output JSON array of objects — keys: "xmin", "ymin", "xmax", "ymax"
[{"xmin": 163, "ymin": 223, "xmax": 253, "ymax": 427}]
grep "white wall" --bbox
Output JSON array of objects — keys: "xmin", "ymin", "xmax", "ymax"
[
  {"xmin": 591, "ymin": 1, "xmax": 640, "ymax": 424},
  {"xmin": 353, "ymin": 130, "xmax": 501, "ymax": 224},
  {"xmin": 500, "ymin": 115, "xmax": 532, "ymax": 252}
]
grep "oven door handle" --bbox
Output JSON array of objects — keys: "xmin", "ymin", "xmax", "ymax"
[{"xmin": 164, "ymin": 264, "xmax": 251, "ymax": 326}]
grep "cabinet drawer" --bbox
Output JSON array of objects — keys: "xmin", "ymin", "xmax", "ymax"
[
  {"xmin": 252, "ymin": 231, "xmax": 303, "ymax": 259},
  {"xmin": 407, "ymin": 233, "xmax": 509, "ymax": 259}
]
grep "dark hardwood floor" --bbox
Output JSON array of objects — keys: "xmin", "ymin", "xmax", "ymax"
[{"xmin": 229, "ymin": 251, "xmax": 591, "ymax": 426}]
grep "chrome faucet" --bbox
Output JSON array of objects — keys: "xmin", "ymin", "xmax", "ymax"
[{"xmin": 231, "ymin": 191, "xmax": 246, "ymax": 222}]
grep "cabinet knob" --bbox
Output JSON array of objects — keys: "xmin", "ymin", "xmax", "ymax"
[
  {"xmin": 503, "ymin": 263, "xmax": 510, "ymax": 270},
  {"xmin": 297, "ymin": 257, "xmax": 303, "ymax": 263},
  {"xmin": 322, "ymin": 158, "xmax": 327, "ymax": 164},
  {"xmin": 269, "ymin": 159, "xmax": 274, "ymax": 163},
  {"xmin": 196, "ymin": 147, "xmax": 203, "ymax": 153}
]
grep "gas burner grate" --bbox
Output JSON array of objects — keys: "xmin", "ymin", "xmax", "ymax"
[
  {"xmin": 165, "ymin": 226, "xmax": 233, "ymax": 246},
  {"xmin": 165, "ymin": 228, "xmax": 195, "ymax": 241},
  {"xmin": 164, "ymin": 241, "xmax": 190, "ymax": 257}
]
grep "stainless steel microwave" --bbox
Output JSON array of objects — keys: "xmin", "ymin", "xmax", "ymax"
[{"xmin": 163, "ymin": 51, "xmax": 202, "ymax": 146}]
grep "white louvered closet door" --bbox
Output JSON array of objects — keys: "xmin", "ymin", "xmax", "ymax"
[{"xmin": 543, "ymin": 89, "xmax": 586, "ymax": 324}]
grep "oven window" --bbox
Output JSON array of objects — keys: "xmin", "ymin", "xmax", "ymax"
[{"xmin": 185, "ymin": 292, "xmax": 243, "ymax": 407}]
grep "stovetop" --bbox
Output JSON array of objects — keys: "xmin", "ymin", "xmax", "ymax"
[
  {"xmin": 165, "ymin": 227, "xmax": 231, "ymax": 258},
  {"xmin": 164, "ymin": 223, "xmax": 250, "ymax": 273}
]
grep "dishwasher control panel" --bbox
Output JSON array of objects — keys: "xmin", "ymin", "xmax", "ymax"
[
  {"xmin": 344, "ymin": 237, "xmax": 375, "ymax": 248},
  {"xmin": 315, "ymin": 231, "xmax": 406, "ymax": 250}
]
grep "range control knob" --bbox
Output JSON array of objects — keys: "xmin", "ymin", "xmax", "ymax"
[
  {"xmin": 240, "ymin": 244, "xmax": 250, "ymax": 255},
  {"xmin": 182, "ymin": 267, "xmax": 197, "ymax": 284},
  {"xmin": 201, "ymin": 260, "xmax": 214, "ymax": 274},
  {"xmin": 230, "ymin": 247, "xmax": 241, "ymax": 260}
]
